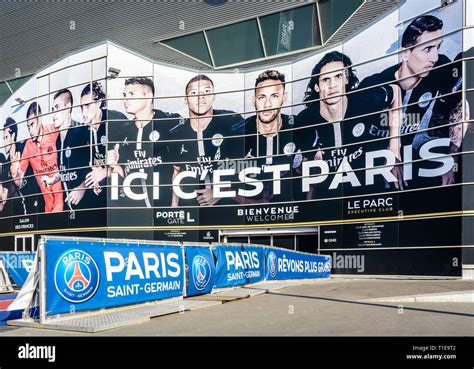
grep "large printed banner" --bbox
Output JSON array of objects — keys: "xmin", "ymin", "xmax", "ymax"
[
  {"xmin": 0, "ymin": 253, "xmax": 35, "ymax": 286},
  {"xmin": 42, "ymin": 240, "xmax": 329, "ymax": 316},
  {"xmin": 0, "ymin": 0, "xmax": 469, "ymax": 246},
  {"xmin": 185, "ymin": 246, "xmax": 215, "ymax": 296},
  {"xmin": 45, "ymin": 240, "xmax": 184, "ymax": 316},
  {"xmin": 264, "ymin": 247, "xmax": 331, "ymax": 280},
  {"xmin": 212, "ymin": 245, "xmax": 265, "ymax": 288}
]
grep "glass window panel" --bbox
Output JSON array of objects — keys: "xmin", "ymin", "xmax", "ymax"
[
  {"xmin": 260, "ymin": 4, "xmax": 319, "ymax": 56},
  {"xmin": 250, "ymin": 235, "xmax": 271, "ymax": 246},
  {"xmin": 296, "ymin": 234, "xmax": 318, "ymax": 253},
  {"xmin": 273, "ymin": 235, "xmax": 295, "ymax": 250},
  {"xmin": 162, "ymin": 32, "xmax": 213, "ymax": 66},
  {"xmin": 16, "ymin": 238, "xmax": 24, "ymax": 252},
  {"xmin": 227, "ymin": 236, "xmax": 249, "ymax": 244},
  {"xmin": 318, "ymin": 0, "xmax": 364, "ymax": 42},
  {"xmin": 206, "ymin": 19, "xmax": 264, "ymax": 67},
  {"xmin": 7, "ymin": 75, "xmax": 32, "ymax": 92},
  {"xmin": 0, "ymin": 82, "xmax": 11, "ymax": 106}
]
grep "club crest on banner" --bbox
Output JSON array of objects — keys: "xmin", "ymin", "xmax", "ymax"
[
  {"xmin": 191, "ymin": 255, "xmax": 212, "ymax": 291},
  {"xmin": 54, "ymin": 249, "xmax": 100, "ymax": 303},
  {"xmin": 267, "ymin": 251, "xmax": 277, "ymax": 278}
]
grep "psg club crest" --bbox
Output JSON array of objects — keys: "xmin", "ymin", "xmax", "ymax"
[
  {"xmin": 267, "ymin": 251, "xmax": 277, "ymax": 278},
  {"xmin": 191, "ymin": 255, "xmax": 212, "ymax": 291},
  {"xmin": 54, "ymin": 249, "xmax": 100, "ymax": 303},
  {"xmin": 283, "ymin": 142, "xmax": 296, "ymax": 156},
  {"xmin": 212, "ymin": 134, "xmax": 223, "ymax": 147},
  {"xmin": 149, "ymin": 130, "xmax": 160, "ymax": 142},
  {"xmin": 352, "ymin": 123, "xmax": 365, "ymax": 138}
]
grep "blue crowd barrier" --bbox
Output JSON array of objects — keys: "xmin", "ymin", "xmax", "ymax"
[
  {"xmin": 38, "ymin": 239, "xmax": 331, "ymax": 317},
  {"xmin": 45, "ymin": 240, "xmax": 184, "ymax": 316},
  {"xmin": 185, "ymin": 246, "xmax": 215, "ymax": 296},
  {"xmin": 212, "ymin": 245, "xmax": 265, "ymax": 288},
  {"xmin": 264, "ymin": 247, "xmax": 331, "ymax": 280}
]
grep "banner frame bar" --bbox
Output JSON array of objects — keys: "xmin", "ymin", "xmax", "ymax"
[{"xmin": 39, "ymin": 241, "xmax": 46, "ymax": 324}]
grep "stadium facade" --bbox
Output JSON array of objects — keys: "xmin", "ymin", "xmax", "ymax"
[{"xmin": 0, "ymin": 0, "xmax": 473, "ymax": 277}]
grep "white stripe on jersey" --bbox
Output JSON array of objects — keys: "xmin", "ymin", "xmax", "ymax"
[
  {"xmin": 136, "ymin": 127, "xmax": 151, "ymax": 208},
  {"xmin": 197, "ymin": 130, "xmax": 211, "ymax": 189},
  {"xmin": 333, "ymin": 122, "xmax": 342, "ymax": 148},
  {"xmin": 266, "ymin": 137, "xmax": 273, "ymax": 165}
]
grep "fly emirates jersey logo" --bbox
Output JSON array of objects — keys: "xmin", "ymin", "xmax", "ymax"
[
  {"xmin": 59, "ymin": 164, "xmax": 78, "ymax": 182},
  {"xmin": 125, "ymin": 148, "xmax": 163, "ymax": 172},
  {"xmin": 325, "ymin": 147, "xmax": 363, "ymax": 170},
  {"xmin": 94, "ymin": 152, "xmax": 106, "ymax": 167},
  {"xmin": 114, "ymin": 149, "xmax": 163, "ymax": 201},
  {"xmin": 185, "ymin": 156, "xmax": 214, "ymax": 177}
]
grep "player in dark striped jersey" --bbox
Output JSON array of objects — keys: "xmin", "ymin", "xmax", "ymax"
[
  {"xmin": 359, "ymin": 15, "xmax": 461, "ymax": 188},
  {"xmin": 107, "ymin": 77, "xmax": 181, "ymax": 208},
  {"xmin": 80, "ymin": 81, "xmax": 127, "ymax": 208},
  {"xmin": 52, "ymin": 89, "xmax": 91, "ymax": 210},
  {"xmin": 234, "ymin": 69, "xmax": 300, "ymax": 204},
  {"xmin": 169, "ymin": 74, "xmax": 244, "ymax": 207},
  {"xmin": 295, "ymin": 51, "xmax": 403, "ymax": 200}
]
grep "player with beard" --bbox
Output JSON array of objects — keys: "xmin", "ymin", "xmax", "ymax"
[
  {"xmin": 359, "ymin": 15, "xmax": 461, "ymax": 188},
  {"xmin": 295, "ymin": 51, "xmax": 403, "ymax": 200},
  {"xmin": 0, "ymin": 117, "xmax": 43, "ymax": 216},
  {"xmin": 170, "ymin": 74, "xmax": 244, "ymax": 207},
  {"xmin": 11, "ymin": 103, "xmax": 63, "ymax": 212},
  {"xmin": 107, "ymin": 77, "xmax": 181, "ymax": 208},
  {"xmin": 80, "ymin": 81, "xmax": 127, "ymax": 207},
  {"xmin": 52, "ymin": 89, "xmax": 91, "ymax": 210},
  {"xmin": 233, "ymin": 70, "xmax": 300, "ymax": 204}
]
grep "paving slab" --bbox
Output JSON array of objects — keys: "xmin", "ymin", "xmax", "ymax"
[
  {"xmin": 2, "ymin": 279, "xmax": 473, "ymax": 336},
  {"xmin": 7, "ymin": 299, "xmax": 221, "ymax": 333},
  {"xmin": 362, "ymin": 289, "xmax": 474, "ymax": 303},
  {"xmin": 5, "ymin": 279, "xmax": 331, "ymax": 332}
]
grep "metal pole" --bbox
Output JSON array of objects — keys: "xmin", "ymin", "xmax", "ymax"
[
  {"xmin": 317, "ymin": 225, "xmax": 321, "ymax": 255},
  {"xmin": 39, "ymin": 241, "xmax": 46, "ymax": 324},
  {"xmin": 181, "ymin": 243, "xmax": 187, "ymax": 298}
]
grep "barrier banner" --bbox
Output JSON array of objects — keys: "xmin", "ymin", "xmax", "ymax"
[
  {"xmin": 0, "ymin": 253, "xmax": 35, "ymax": 286},
  {"xmin": 184, "ymin": 246, "xmax": 216, "ymax": 296},
  {"xmin": 212, "ymin": 245, "xmax": 265, "ymax": 288},
  {"xmin": 45, "ymin": 240, "xmax": 184, "ymax": 316},
  {"xmin": 265, "ymin": 248, "xmax": 331, "ymax": 280}
]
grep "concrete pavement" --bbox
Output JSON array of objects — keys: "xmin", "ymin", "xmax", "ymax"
[{"xmin": 0, "ymin": 278, "xmax": 473, "ymax": 336}]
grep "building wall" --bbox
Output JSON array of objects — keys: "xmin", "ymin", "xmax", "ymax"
[{"xmin": 0, "ymin": 0, "xmax": 470, "ymax": 276}]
